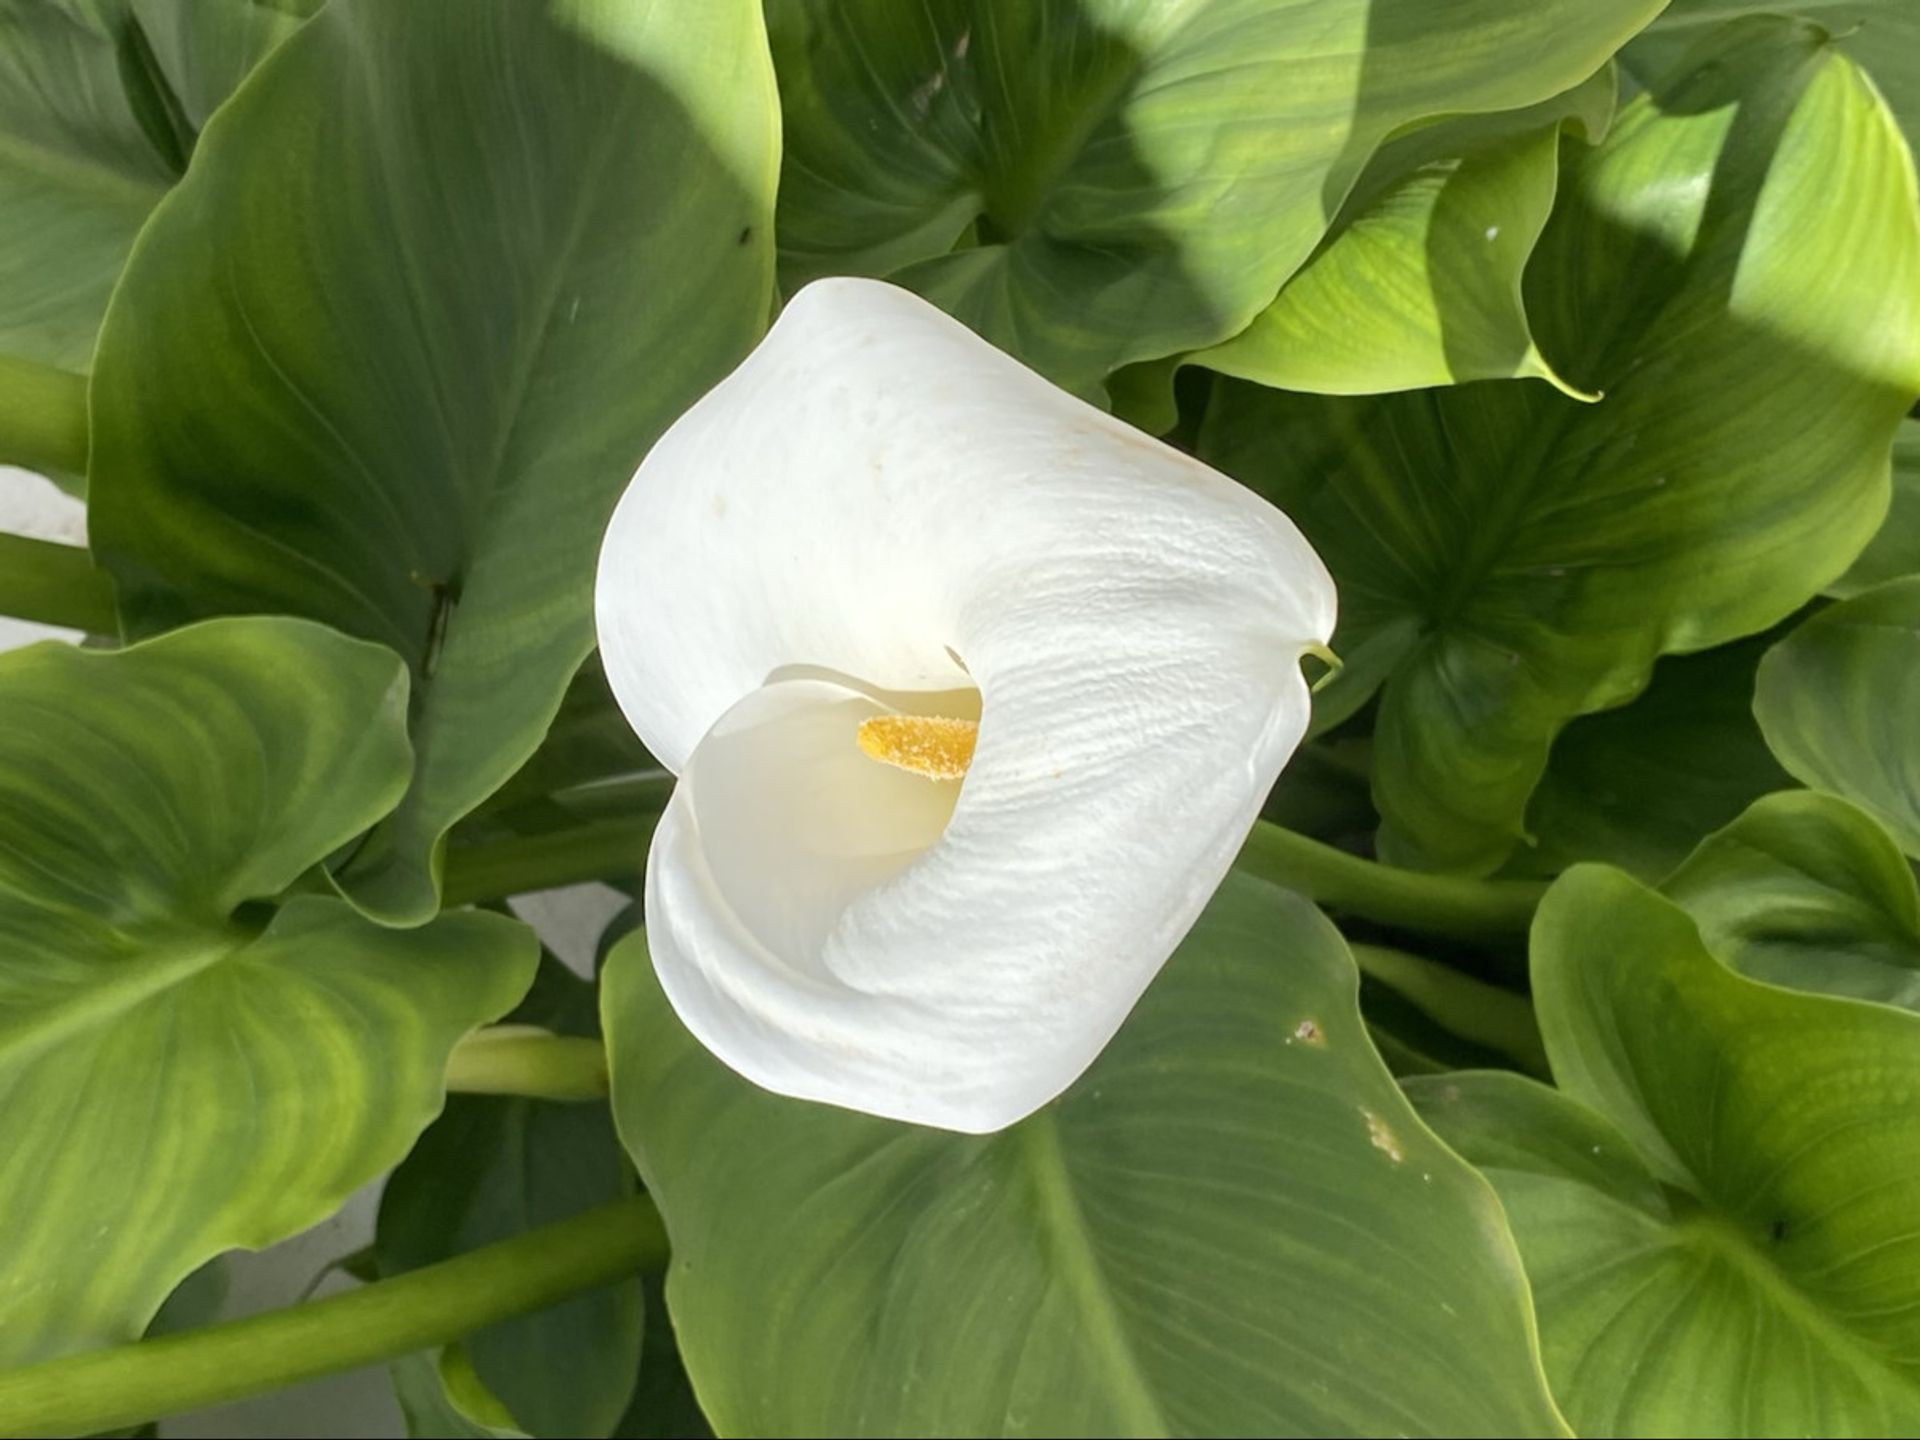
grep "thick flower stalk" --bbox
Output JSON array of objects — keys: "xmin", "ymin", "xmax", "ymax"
[{"xmin": 596, "ymin": 279, "xmax": 1335, "ymax": 1132}]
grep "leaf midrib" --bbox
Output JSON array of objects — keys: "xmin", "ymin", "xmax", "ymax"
[
  {"xmin": 1016, "ymin": 1117, "xmax": 1170, "ymax": 1438},
  {"xmin": 0, "ymin": 923, "xmax": 240, "ymax": 1072},
  {"xmin": 1673, "ymin": 1210, "xmax": 1920, "ymax": 1401}
]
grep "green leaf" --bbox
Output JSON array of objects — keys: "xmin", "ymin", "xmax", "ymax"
[
  {"xmin": 0, "ymin": 616, "xmax": 539, "ymax": 1365},
  {"xmin": 392, "ymin": 1348, "xmax": 527, "ymax": 1440},
  {"xmin": 0, "ymin": 0, "xmax": 175, "ymax": 370},
  {"xmin": 1664, "ymin": 790, "xmax": 1920, "ymax": 1011},
  {"xmin": 1627, "ymin": 2, "xmax": 1920, "ymax": 147},
  {"xmin": 127, "ymin": 0, "xmax": 320, "ymax": 132},
  {"xmin": 380, "ymin": 958, "xmax": 640, "ymax": 1439},
  {"xmin": 612, "ymin": 1274, "xmax": 714, "ymax": 1440},
  {"xmin": 1194, "ymin": 70, "xmax": 1613, "ymax": 397},
  {"xmin": 1199, "ymin": 18, "xmax": 1920, "ymax": 874},
  {"xmin": 89, "ymin": 0, "xmax": 779, "ymax": 923},
  {"xmin": 0, "ymin": 0, "xmax": 313, "ymax": 371},
  {"xmin": 605, "ymin": 874, "xmax": 1566, "ymax": 1437},
  {"xmin": 1518, "ymin": 628, "xmax": 1793, "ymax": 881},
  {"xmin": 1413, "ymin": 866, "xmax": 1920, "ymax": 1434},
  {"xmin": 1835, "ymin": 418, "xmax": 1920, "ymax": 596},
  {"xmin": 769, "ymin": 0, "xmax": 1663, "ymax": 394},
  {"xmin": 1755, "ymin": 576, "xmax": 1920, "ymax": 856}
]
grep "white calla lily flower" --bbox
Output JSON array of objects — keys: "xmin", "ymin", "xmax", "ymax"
[{"xmin": 595, "ymin": 279, "xmax": 1335, "ymax": 1133}]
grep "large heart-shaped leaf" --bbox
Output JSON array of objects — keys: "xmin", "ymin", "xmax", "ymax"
[
  {"xmin": 1200, "ymin": 17, "xmax": 1920, "ymax": 874},
  {"xmin": 380, "ymin": 957, "xmax": 639, "ymax": 1439},
  {"xmin": 1664, "ymin": 790, "xmax": 1920, "ymax": 1011},
  {"xmin": 1518, "ymin": 628, "xmax": 1793, "ymax": 881},
  {"xmin": 89, "ymin": 0, "xmax": 779, "ymax": 922},
  {"xmin": 0, "ymin": 617, "xmax": 538, "ymax": 1365},
  {"xmin": 1754, "ymin": 576, "xmax": 1920, "ymax": 856},
  {"xmin": 1193, "ymin": 71, "xmax": 1612, "ymax": 397},
  {"xmin": 605, "ymin": 874, "xmax": 1566, "ymax": 1437},
  {"xmin": 0, "ymin": 0, "xmax": 314, "ymax": 372},
  {"xmin": 1626, "ymin": 2, "xmax": 1920, "ymax": 145},
  {"xmin": 769, "ymin": 0, "xmax": 1662, "ymax": 394},
  {"xmin": 1411, "ymin": 865, "xmax": 1920, "ymax": 1435}
]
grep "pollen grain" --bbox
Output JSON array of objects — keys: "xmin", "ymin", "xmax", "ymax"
[{"xmin": 856, "ymin": 714, "xmax": 977, "ymax": 781}]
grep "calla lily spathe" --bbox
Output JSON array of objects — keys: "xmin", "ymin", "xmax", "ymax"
[{"xmin": 596, "ymin": 279, "xmax": 1335, "ymax": 1133}]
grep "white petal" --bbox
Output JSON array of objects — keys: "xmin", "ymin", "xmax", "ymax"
[{"xmin": 599, "ymin": 278, "xmax": 1335, "ymax": 1132}]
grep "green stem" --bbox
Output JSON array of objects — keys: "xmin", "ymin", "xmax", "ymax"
[
  {"xmin": 441, "ymin": 798, "xmax": 668, "ymax": 907},
  {"xmin": 445, "ymin": 1025, "xmax": 608, "ymax": 1101},
  {"xmin": 0, "ymin": 533, "xmax": 117, "ymax": 634},
  {"xmin": 1349, "ymin": 943, "xmax": 1550, "ymax": 1076},
  {"xmin": 0, "ymin": 355, "xmax": 88, "ymax": 477},
  {"xmin": 1237, "ymin": 821, "xmax": 1544, "ymax": 939},
  {"xmin": 0, "ymin": 1197, "xmax": 667, "ymax": 1439}
]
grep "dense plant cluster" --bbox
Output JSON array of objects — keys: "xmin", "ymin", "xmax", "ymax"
[{"xmin": 0, "ymin": 1, "xmax": 1917, "ymax": 1436}]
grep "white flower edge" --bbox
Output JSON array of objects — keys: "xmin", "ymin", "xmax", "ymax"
[{"xmin": 597, "ymin": 278, "xmax": 1335, "ymax": 1132}]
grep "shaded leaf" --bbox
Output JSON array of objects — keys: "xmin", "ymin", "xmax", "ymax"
[
  {"xmin": 0, "ymin": 0, "xmax": 313, "ymax": 370},
  {"xmin": 1664, "ymin": 790, "xmax": 1920, "ymax": 1011},
  {"xmin": 89, "ymin": 0, "xmax": 779, "ymax": 921},
  {"xmin": 1627, "ymin": 1, "xmax": 1920, "ymax": 146},
  {"xmin": 0, "ymin": 0, "xmax": 174, "ymax": 370},
  {"xmin": 1834, "ymin": 418, "xmax": 1920, "ymax": 597},
  {"xmin": 1518, "ymin": 627, "xmax": 1793, "ymax": 881},
  {"xmin": 612, "ymin": 1274, "xmax": 714, "ymax": 1440},
  {"xmin": 1754, "ymin": 576, "xmax": 1920, "ymax": 855},
  {"xmin": 380, "ymin": 958, "xmax": 639, "ymax": 1439}
]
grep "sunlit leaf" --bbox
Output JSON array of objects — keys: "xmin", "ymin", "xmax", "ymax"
[
  {"xmin": 1195, "ymin": 70, "xmax": 1613, "ymax": 397},
  {"xmin": 770, "ymin": 0, "xmax": 1661, "ymax": 394},
  {"xmin": 1201, "ymin": 18, "xmax": 1920, "ymax": 873}
]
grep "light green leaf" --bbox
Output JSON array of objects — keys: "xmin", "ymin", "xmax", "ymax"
[
  {"xmin": 89, "ymin": 0, "xmax": 779, "ymax": 923},
  {"xmin": 1755, "ymin": 576, "xmax": 1920, "ymax": 856},
  {"xmin": 1195, "ymin": 70, "xmax": 1613, "ymax": 397},
  {"xmin": 1835, "ymin": 418, "xmax": 1920, "ymax": 597},
  {"xmin": 1200, "ymin": 18, "xmax": 1920, "ymax": 874},
  {"xmin": 1518, "ymin": 628, "xmax": 1793, "ymax": 881},
  {"xmin": 0, "ymin": 617, "xmax": 539, "ymax": 1365},
  {"xmin": 770, "ymin": 0, "xmax": 1662, "ymax": 394},
  {"xmin": 1664, "ymin": 790, "xmax": 1920, "ymax": 1011},
  {"xmin": 379, "ymin": 958, "xmax": 639, "ymax": 1440},
  {"xmin": 1414, "ymin": 866, "xmax": 1920, "ymax": 1434},
  {"xmin": 1627, "ymin": 2, "xmax": 1920, "ymax": 146},
  {"xmin": 605, "ymin": 874, "xmax": 1565, "ymax": 1437}
]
